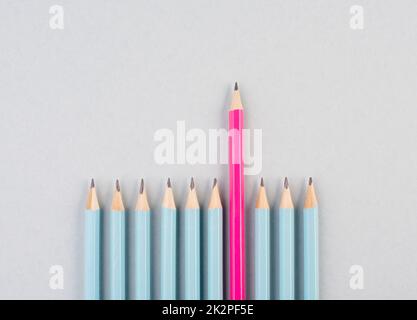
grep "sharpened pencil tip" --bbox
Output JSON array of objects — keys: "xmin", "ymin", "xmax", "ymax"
[
  {"xmin": 190, "ymin": 177, "xmax": 195, "ymax": 190},
  {"xmin": 212, "ymin": 178, "xmax": 217, "ymax": 188},
  {"xmin": 167, "ymin": 178, "xmax": 171, "ymax": 188},
  {"xmin": 284, "ymin": 177, "xmax": 289, "ymax": 189},
  {"xmin": 139, "ymin": 178, "xmax": 144, "ymax": 194},
  {"xmin": 234, "ymin": 82, "xmax": 239, "ymax": 91},
  {"xmin": 308, "ymin": 177, "xmax": 313, "ymax": 186},
  {"xmin": 260, "ymin": 177, "xmax": 264, "ymax": 187},
  {"xmin": 115, "ymin": 179, "xmax": 120, "ymax": 192},
  {"xmin": 90, "ymin": 178, "xmax": 95, "ymax": 189}
]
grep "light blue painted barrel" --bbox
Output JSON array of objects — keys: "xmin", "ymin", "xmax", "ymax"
[
  {"xmin": 303, "ymin": 207, "xmax": 319, "ymax": 300},
  {"xmin": 183, "ymin": 208, "xmax": 200, "ymax": 300},
  {"xmin": 84, "ymin": 209, "xmax": 100, "ymax": 300},
  {"xmin": 160, "ymin": 207, "xmax": 177, "ymax": 299},
  {"xmin": 206, "ymin": 208, "xmax": 223, "ymax": 300},
  {"xmin": 133, "ymin": 210, "xmax": 151, "ymax": 300},
  {"xmin": 254, "ymin": 208, "xmax": 270, "ymax": 300},
  {"xmin": 109, "ymin": 211, "xmax": 125, "ymax": 300},
  {"xmin": 278, "ymin": 207, "xmax": 295, "ymax": 300}
]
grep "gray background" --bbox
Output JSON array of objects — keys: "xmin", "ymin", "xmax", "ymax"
[{"xmin": 0, "ymin": 0, "xmax": 416, "ymax": 299}]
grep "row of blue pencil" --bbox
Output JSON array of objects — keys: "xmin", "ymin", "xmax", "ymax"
[{"xmin": 84, "ymin": 177, "xmax": 319, "ymax": 300}]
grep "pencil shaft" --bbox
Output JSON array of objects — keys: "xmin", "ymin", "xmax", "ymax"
[
  {"xmin": 303, "ymin": 207, "xmax": 319, "ymax": 300},
  {"xmin": 254, "ymin": 208, "xmax": 270, "ymax": 300},
  {"xmin": 183, "ymin": 208, "xmax": 200, "ymax": 300},
  {"xmin": 160, "ymin": 207, "xmax": 177, "ymax": 299},
  {"xmin": 134, "ymin": 210, "xmax": 151, "ymax": 300},
  {"xmin": 229, "ymin": 108, "xmax": 245, "ymax": 300},
  {"xmin": 84, "ymin": 209, "xmax": 100, "ymax": 300},
  {"xmin": 206, "ymin": 208, "xmax": 223, "ymax": 300},
  {"xmin": 278, "ymin": 207, "xmax": 295, "ymax": 300},
  {"xmin": 109, "ymin": 210, "xmax": 126, "ymax": 300}
]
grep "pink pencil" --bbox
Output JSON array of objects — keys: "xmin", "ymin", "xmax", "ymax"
[{"xmin": 228, "ymin": 82, "xmax": 245, "ymax": 300}]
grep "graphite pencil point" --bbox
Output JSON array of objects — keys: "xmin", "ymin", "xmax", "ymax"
[
  {"xmin": 140, "ymin": 178, "xmax": 144, "ymax": 194},
  {"xmin": 284, "ymin": 177, "xmax": 289, "ymax": 189},
  {"xmin": 212, "ymin": 178, "xmax": 217, "ymax": 188}
]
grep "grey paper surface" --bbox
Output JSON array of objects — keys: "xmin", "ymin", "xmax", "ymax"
[{"xmin": 0, "ymin": 1, "xmax": 416, "ymax": 299}]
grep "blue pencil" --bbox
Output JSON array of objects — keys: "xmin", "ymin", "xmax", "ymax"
[
  {"xmin": 160, "ymin": 178, "xmax": 177, "ymax": 300},
  {"xmin": 109, "ymin": 179, "xmax": 126, "ymax": 300},
  {"xmin": 205, "ymin": 178, "xmax": 223, "ymax": 300},
  {"xmin": 278, "ymin": 177, "xmax": 295, "ymax": 300},
  {"xmin": 183, "ymin": 178, "xmax": 201, "ymax": 300},
  {"xmin": 303, "ymin": 177, "xmax": 319, "ymax": 300},
  {"xmin": 133, "ymin": 179, "xmax": 151, "ymax": 300},
  {"xmin": 254, "ymin": 178, "xmax": 270, "ymax": 300},
  {"xmin": 84, "ymin": 179, "xmax": 100, "ymax": 300}
]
